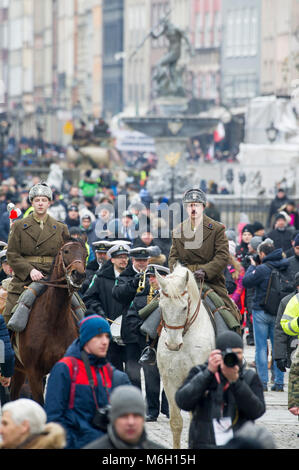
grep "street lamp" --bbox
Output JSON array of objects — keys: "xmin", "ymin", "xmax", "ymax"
[
  {"xmin": 266, "ymin": 121, "xmax": 279, "ymax": 144},
  {"xmin": 164, "ymin": 151, "xmax": 181, "ymax": 203}
]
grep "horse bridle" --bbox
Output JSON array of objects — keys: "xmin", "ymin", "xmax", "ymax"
[
  {"xmin": 38, "ymin": 242, "xmax": 86, "ymax": 291},
  {"xmin": 160, "ymin": 280, "xmax": 203, "ymax": 337}
]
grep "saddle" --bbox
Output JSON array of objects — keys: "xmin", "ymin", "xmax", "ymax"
[{"xmin": 7, "ymin": 283, "xmax": 85, "ymax": 332}]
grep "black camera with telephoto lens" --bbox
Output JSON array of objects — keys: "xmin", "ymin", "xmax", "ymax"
[{"xmin": 222, "ymin": 348, "xmax": 239, "ymax": 368}]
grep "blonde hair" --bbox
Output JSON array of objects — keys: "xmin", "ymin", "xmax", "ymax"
[{"xmin": 228, "ymin": 254, "xmax": 242, "ymax": 280}]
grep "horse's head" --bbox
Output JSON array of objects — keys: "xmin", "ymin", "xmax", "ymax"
[
  {"xmin": 59, "ymin": 238, "xmax": 87, "ymax": 290},
  {"xmin": 156, "ymin": 264, "xmax": 199, "ymax": 351}
]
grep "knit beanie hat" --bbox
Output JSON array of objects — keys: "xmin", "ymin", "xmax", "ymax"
[
  {"xmin": 109, "ymin": 385, "xmax": 146, "ymax": 423},
  {"xmin": 215, "ymin": 331, "xmax": 243, "ymax": 351},
  {"xmin": 242, "ymin": 224, "xmax": 254, "ymax": 235},
  {"xmin": 250, "ymin": 236, "xmax": 263, "ymax": 251},
  {"xmin": 79, "ymin": 314, "xmax": 112, "ymax": 349},
  {"xmin": 294, "ymin": 233, "xmax": 299, "ymax": 247}
]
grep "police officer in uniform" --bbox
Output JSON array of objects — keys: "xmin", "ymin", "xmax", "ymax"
[
  {"xmin": 169, "ymin": 188, "xmax": 241, "ymax": 327},
  {"xmin": 83, "ymin": 243, "xmax": 130, "ymax": 371},
  {"xmin": 3, "ymin": 182, "xmax": 69, "ymax": 325}
]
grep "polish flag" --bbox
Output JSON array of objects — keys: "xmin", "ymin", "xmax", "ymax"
[{"xmin": 214, "ymin": 122, "xmax": 225, "ymax": 143}]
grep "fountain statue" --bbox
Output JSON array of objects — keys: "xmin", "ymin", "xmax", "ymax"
[{"xmin": 124, "ymin": 17, "xmax": 218, "ymax": 200}]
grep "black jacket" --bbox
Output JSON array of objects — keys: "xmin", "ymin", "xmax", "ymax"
[
  {"xmin": 274, "ymin": 292, "xmax": 298, "ymax": 366},
  {"xmin": 266, "ymin": 228, "xmax": 293, "ymax": 253},
  {"xmin": 112, "ymin": 264, "xmax": 151, "ymax": 344},
  {"xmin": 0, "ymin": 314, "xmax": 15, "ymax": 377},
  {"xmin": 83, "ymin": 261, "xmax": 123, "ymax": 321},
  {"xmin": 175, "ymin": 363, "xmax": 265, "ymax": 449}
]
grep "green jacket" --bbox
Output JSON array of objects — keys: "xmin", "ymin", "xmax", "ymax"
[{"xmin": 6, "ymin": 213, "xmax": 69, "ymax": 295}]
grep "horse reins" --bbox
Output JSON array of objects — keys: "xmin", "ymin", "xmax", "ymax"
[
  {"xmin": 160, "ymin": 280, "xmax": 204, "ymax": 336},
  {"xmin": 38, "ymin": 242, "xmax": 86, "ymax": 289}
]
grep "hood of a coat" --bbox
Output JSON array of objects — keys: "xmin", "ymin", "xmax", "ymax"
[{"xmin": 262, "ymin": 248, "xmax": 289, "ymax": 270}]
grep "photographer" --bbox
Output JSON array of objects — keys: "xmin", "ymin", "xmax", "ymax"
[
  {"xmin": 84, "ymin": 385, "xmax": 167, "ymax": 449},
  {"xmin": 242, "ymin": 241, "xmax": 289, "ymax": 391},
  {"xmin": 175, "ymin": 331, "xmax": 265, "ymax": 449},
  {"xmin": 44, "ymin": 313, "xmax": 130, "ymax": 449}
]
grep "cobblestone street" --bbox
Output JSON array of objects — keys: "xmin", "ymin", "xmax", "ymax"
[{"xmin": 145, "ymin": 342, "xmax": 299, "ymax": 450}]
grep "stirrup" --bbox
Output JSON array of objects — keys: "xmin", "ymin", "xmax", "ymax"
[{"xmin": 138, "ymin": 346, "xmax": 157, "ymax": 366}]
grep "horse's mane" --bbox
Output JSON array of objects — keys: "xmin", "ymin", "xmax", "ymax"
[{"xmin": 164, "ymin": 263, "xmax": 199, "ymax": 301}]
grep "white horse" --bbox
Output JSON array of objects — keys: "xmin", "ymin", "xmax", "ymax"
[{"xmin": 155, "ymin": 263, "xmax": 216, "ymax": 449}]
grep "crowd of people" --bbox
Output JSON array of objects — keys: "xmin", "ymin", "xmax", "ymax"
[{"xmin": 0, "ymin": 175, "xmax": 298, "ymax": 451}]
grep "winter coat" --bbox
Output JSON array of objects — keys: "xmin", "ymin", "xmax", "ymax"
[
  {"xmin": 266, "ymin": 228, "xmax": 293, "ymax": 253},
  {"xmin": 83, "ymin": 260, "xmax": 124, "ymax": 321},
  {"xmin": 168, "ymin": 214, "xmax": 240, "ymax": 321},
  {"xmin": 123, "ymin": 281, "xmax": 152, "ymax": 346},
  {"xmin": 242, "ymin": 249, "xmax": 289, "ymax": 310},
  {"xmin": 288, "ymin": 348, "xmax": 299, "ymax": 410},
  {"xmin": 0, "ymin": 314, "xmax": 14, "ymax": 377},
  {"xmin": 175, "ymin": 363, "xmax": 265, "ymax": 449},
  {"xmin": 284, "ymin": 255, "xmax": 299, "ymax": 289},
  {"xmin": 44, "ymin": 339, "xmax": 130, "ymax": 449},
  {"xmin": 267, "ymin": 195, "xmax": 288, "ymax": 227},
  {"xmin": 6, "ymin": 213, "xmax": 69, "ymax": 295},
  {"xmin": 229, "ymin": 266, "xmax": 245, "ymax": 312},
  {"xmin": 16, "ymin": 423, "xmax": 66, "ymax": 449},
  {"xmin": 83, "ymin": 423, "xmax": 166, "ymax": 449},
  {"xmin": 112, "ymin": 264, "xmax": 151, "ymax": 345},
  {"xmin": 274, "ymin": 292, "xmax": 298, "ymax": 366}
]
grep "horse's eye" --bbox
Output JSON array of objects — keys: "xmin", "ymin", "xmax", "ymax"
[{"xmin": 64, "ymin": 250, "xmax": 69, "ymax": 255}]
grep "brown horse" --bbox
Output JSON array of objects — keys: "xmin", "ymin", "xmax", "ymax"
[{"xmin": 10, "ymin": 238, "xmax": 87, "ymax": 404}]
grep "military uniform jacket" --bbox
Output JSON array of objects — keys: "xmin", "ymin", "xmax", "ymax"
[
  {"xmin": 6, "ymin": 213, "xmax": 69, "ymax": 295},
  {"xmin": 168, "ymin": 214, "xmax": 229, "ymax": 288}
]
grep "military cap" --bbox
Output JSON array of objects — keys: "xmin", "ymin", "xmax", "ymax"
[
  {"xmin": 0, "ymin": 249, "xmax": 7, "ymax": 263},
  {"xmin": 29, "ymin": 182, "xmax": 53, "ymax": 202},
  {"xmin": 92, "ymin": 240, "xmax": 113, "ymax": 253},
  {"xmin": 122, "ymin": 210, "xmax": 133, "ymax": 218},
  {"xmin": 182, "ymin": 188, "xmax": 207, "ymax": 206},
  {"xmin": 146, "ymin": 264, "xmax": 170, "ymax": 276},
  {"xmin": 107, "ymin": 243, "xmax": 130, "ymax": 259},
  {"xmin": 110, "ymin": 239, "xmax": 132, "ymax": 247},
  {"xmin": 129, "ymin": 247, "xmax": 151, "ymax": 259}
]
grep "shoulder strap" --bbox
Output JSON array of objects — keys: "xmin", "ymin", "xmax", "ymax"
[{"xmin": 59, "ymin": 357, "xmax": 79, "ymax": 409}]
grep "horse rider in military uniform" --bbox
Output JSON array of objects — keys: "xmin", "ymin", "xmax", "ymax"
[
  {"xmin": 3, "ymin": 182, "xmax": 69, "ymax": 326},
  {"xmin": 168, "ymin": 188, "xmax": 241, "ymax": 332}
]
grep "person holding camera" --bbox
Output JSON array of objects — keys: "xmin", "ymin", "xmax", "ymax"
[
  {"xmin": 175, "ymin": 331, "xmax": 265, "ymax": 449},
  {"xmin": 44, "ymin": 313, "xmax": 130, "ymax": 449},
  {"xmin": 83, "ymin": 385, "xmax": 167, "ymax": 449},
  {"xmin": 242, "ymin": 240, "xmax": 289, "ymax": 391}
]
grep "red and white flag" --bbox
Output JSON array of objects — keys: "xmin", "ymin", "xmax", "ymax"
[{"xmin": 214, "ymin": 122, "xmax": 225, "ymax": 143}]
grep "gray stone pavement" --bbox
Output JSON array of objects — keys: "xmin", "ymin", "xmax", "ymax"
[{"xmin": 145, "ymin": 341, "xmax": 299, "ymax": 450}]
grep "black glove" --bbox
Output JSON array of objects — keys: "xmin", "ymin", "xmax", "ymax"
[
  {"xmin": 297, "ymin": 317, "xmax": 299, "ymax": 328},
  {"xmin": 132, "ymin": 272, "xmax": 142, "ymax": 288},
  {"xmin": 276, "ymin": 358, "xmax": 287, "ymax": 373},
  {"xmin": 194, "ymin": 269, "xmax": 206, "ymax": 282}
]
